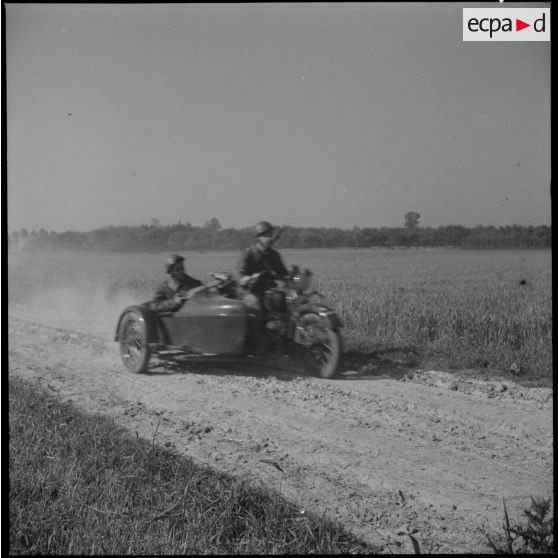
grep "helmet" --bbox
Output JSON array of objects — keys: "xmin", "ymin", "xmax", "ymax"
[
  {"xmin": 165, "ymin": 254, "xmax": 185, "ymax": 273},
  {"xmin": 254, "ymin": 221, "xmax": 274, "ymax": 237}
]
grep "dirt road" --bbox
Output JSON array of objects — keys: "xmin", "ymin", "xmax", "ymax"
[{"xmin": 8, "ymin": 302, "xmax": 553, "ymax": 554}]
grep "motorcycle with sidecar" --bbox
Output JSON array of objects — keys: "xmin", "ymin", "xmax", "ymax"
[{"xmin": 114, "ymin": 267, "xmax": 343, "ymax": 378}]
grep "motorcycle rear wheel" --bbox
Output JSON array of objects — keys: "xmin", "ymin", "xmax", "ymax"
[
  {"xmin": 300, "ymin": 313, "xmax": 343, "ymax": 379},
  {"xmin": 119, "ymin": 311, "xmax": 151, "ymax": 374}
]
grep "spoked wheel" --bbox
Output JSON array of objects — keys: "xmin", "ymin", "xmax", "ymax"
[
  {"xmin": 118, "ymin": 311, "xmax": 151, "ymax": 374},
  {"xmin": 300, "ymin": 313, "xmax": 343, "ymax": 379}
]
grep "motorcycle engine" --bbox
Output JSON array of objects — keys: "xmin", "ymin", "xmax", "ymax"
[
  {"xmin": 265, "ymin": 314, "xmax": 286, "ymax": 336},
  {"xmin": 263, "ymin": 289, "xmax": 286, "ymax": 312},
  {"xmin": 262, "ymin": 289, "xmax": 287, "ymax": 336}
]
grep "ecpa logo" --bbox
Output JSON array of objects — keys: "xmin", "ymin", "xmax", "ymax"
[{"xmin": 463, "ymin": 8, "xmax": 550, "ymax": 41}]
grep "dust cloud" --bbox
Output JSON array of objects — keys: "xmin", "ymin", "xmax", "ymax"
[
  {"xmin": 8, "ymin": 254, "xmax": 152, "ymax": 337},
  {"xmin": 21, "ymin": 285, "xmax": 144, "ymax": 335}
]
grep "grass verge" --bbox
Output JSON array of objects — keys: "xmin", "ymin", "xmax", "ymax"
[{"xmin": 9, "ymin": 376, "xmax": 375, "ymax": 555}]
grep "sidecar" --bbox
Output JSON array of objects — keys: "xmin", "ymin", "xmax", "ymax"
[{"xmin": 114, "ymin": 289, "xmax": 248, "ymax": 374}]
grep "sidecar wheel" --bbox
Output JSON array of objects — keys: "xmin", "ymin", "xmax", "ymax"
[
  {"xmin": 118, "ymin": 311, "xmax": 151, "ymax": 374},
  {"xmin": 301, "ymin": 314, "xmax": 343, "ymax": 379}
]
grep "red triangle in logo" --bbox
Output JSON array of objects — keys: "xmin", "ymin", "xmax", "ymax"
[{"xmin": 516, "ymin": 19, "xmax": 530, "ymax": 31}]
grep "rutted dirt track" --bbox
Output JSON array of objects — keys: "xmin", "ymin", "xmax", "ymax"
[{"xmin": 8, "ymin": 302, "xmax": 553, "ymax": 554}]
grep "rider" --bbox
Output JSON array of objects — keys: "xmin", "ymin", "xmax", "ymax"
[
  {"xmin": 238, "ymin": 221, "xmax": 289, "ymax": 326},
  {"xmin": 145, "ymin": 254, "xmax": 203, "ymax": 312}
]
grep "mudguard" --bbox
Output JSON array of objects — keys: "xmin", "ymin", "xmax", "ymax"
[
  {"xmin": 114, "ymin": 305, "xmax": 161, "ymax": 343},
  {"xmin": 300, "ymin": 303, "xmax": 342, "ymax": 330}
]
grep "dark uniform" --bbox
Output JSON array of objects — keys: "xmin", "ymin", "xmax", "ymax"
[
  {"xmin": 147, "ymin": 273, "xmax": 203, "ymax": 312},
  {"xmin": 145, "ymin": 254, "xmax": 203, "ymax": 312},
  {"xmin": 238, "ymin": 222, "xmax": 288, "ymax": 352},
  {"xmin": 239, "ymin": 244, "xmax": 288, "ymax": 298}
]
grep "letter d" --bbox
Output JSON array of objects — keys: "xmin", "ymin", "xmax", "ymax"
[{"xmin": 534, "ymin": 13, "xmax": 545, "ymax": 32}]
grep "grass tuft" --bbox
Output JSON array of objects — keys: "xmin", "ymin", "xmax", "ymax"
[{"xmin": 485, "ymin": 496, "xmax": 554, "ymax": 554}]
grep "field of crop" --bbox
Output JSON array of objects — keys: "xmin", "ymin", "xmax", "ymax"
[{"xmin": 8, "ymin": 247, "xmax": 552, "ymax": 382}]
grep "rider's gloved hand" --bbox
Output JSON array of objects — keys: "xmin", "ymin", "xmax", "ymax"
[
  {"xmin": 173, "ymin": 292, "xmax": 189, "ymax": 304},
  {"xmin": 249, "ymin": 272, "xmax": 264, "ymax": 287},
  {"xmin": 239, "ymin": 275, "xmax": 253, "ymax": 288}
]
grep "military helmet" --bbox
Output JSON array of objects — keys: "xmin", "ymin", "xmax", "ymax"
[
  {"xmin": 165, "ymin": 254, "xmax": 185, "ymax": 273},
  {"xmin": 254, "ymin": 221, "xmax": 274, "ymax": 237}
]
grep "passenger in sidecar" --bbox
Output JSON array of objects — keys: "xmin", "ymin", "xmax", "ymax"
[{"xmin": 145, "ymin": 254, "xmax": 203, "ymax": 312}]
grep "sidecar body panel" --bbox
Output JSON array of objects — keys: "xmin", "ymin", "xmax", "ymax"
[{"xmin": 157, "ymin": 290, "xmax": 248, "ymax": 354}]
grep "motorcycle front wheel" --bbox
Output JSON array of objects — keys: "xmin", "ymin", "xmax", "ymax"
[
  {"xmin": 300, "ymin": 313, "xmax": 343, "ymax": 379},
  {"xmin": 118, "ymin": 311, "xmax": 151, "ymax": 374}
]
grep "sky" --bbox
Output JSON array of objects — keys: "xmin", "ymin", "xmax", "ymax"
[{"xmin": 5, "ymin": 2, "xmax": 551, "ymax": 233}]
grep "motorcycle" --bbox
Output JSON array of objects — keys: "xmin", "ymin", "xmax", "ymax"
[{"xmin": 114, "ymin": 266, "xmax": 343, "ymax": 378}]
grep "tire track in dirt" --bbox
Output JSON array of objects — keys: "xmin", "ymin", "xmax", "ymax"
[{"xmin": 8, "ymin": 305, "xmax": 553, "ymax": 554}]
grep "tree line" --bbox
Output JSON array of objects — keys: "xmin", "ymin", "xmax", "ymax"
[{"xmin": 8, "ymin": 219, "xmax": 551, "ymax": 252}]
